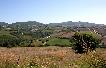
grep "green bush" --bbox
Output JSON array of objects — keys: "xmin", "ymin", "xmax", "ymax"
[
  {"xmin": 72, "ymin": 32, "xmax": 101, "ymax": 53},
  {"xmin": 0, "ymin": 35, "xmax": 20, "ymax": 47}
]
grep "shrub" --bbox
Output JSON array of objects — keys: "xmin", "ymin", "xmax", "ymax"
[
  {"xmin": 0, "ymin": 35, "xmax": 20, "ymax": 47},
  {"xmin": 73, "ymin": 52, "xmax": 106, "ymax": 68},
  {"xmin": 72, "ymin": 32, "xmax": 101, "ymax": 53}
]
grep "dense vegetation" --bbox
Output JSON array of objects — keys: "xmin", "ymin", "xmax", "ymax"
[
  {"xmin": 72, "ymin": 32, "xmax": 101, "ymax": 53},
  {"xmin": 0, "ymin": 21, "xmax": 105, "ymax": 48},
  {"xmin": 0, "ymin": 24, "xmax": 104, "ymax": 48},
  {"xmin": 0, "ymin": 35, "xmax": 20, "ymax": 47}
]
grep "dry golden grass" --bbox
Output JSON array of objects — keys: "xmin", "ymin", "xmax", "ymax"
[
  {"xmin": 0, "ymin": 47, "xmax": 105, "ymax": 68},
  {"xmin": 0, "ymin": 46, "xmax": 79, "ymax": 68}
]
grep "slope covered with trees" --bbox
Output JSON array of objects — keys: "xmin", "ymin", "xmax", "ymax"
[{"xmin": 0, "ymin": 21, "xmax": 105, "ymax": 47}]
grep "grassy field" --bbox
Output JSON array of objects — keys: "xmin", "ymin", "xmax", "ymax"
[
  {"xmin": 0, "ymin": 47, "xmax": 106, "ymax": 68},
  {"xmin": 46, "ymin": 38, "xmax": 71, "ymax": 46}
]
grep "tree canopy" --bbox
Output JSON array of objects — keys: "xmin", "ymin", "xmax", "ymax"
[
  {"xmin": 72, "ymin": 32, "xmax": 101, "ymax": 53},
  {"xmin": 0, "ymin": 35, "xmax": 20, "ymax": 47}
]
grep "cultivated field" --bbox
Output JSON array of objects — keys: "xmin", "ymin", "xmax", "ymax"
[{"xmin": 0, "ymin": 47, "xmax": 106, "ymax": 68}]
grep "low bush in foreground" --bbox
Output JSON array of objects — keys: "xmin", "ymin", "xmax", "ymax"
[{"xmin": 72, "ymin": 52, "xmax": 106, "ymax": 68}]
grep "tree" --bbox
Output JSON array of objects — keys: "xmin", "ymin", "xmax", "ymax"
[
  {"xmin": 0, "ymin": 35, "xmax": 20, "ymax": 47},
  {"xmin": 72, "ymin": 32, "xmax": 101, "ymax": 53}
]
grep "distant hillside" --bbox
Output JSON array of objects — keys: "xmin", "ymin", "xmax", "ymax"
[
  {"xmin": 49, "ymin": 21, "xmax": 104, "ymax": 27},
  {"xmin": 12, "ymin": 21, "xmax": 44, "ymax": 26},
  {"xmin": 9, "ymin": 21, "xmax": 45, "ymax": 28},
  {"xmin": 0, "ymin": 21, "xmax": 105, "ymax": 28},
  {"xmin": 0, "ymin": 20, "xmax": 106, "ymax": 47},
  {"xmin": 0, "ymin": 22, "xmax": 8, "ymax": 26}
]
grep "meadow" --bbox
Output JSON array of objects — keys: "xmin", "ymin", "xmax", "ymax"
[{"xmin": 0, "ymin": 46, "xmax": 106, "ymax": 68}]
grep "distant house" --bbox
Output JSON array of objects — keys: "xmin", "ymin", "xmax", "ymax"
[{"xmin": 31, "ymin": 29, "xmax": 38, "ymax": 32}]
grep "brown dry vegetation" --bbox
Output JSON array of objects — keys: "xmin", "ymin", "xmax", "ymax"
[{"xmin": 0, "ymin": 47, "xmax": 105, "ymax": 68}]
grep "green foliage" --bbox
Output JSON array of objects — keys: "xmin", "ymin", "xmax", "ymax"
[
  {"xmin": 72, "ymin": 32, "xmax": 101, "ymax": 53},
  {"xmin": 32, "ymin": 31, "xmax": 52, "ymax": 39},
  {"xmin": 46, "ymin": 38, "xmax": 71, "ymax": 47},
  {"xmin": 0, "ymin": 35, "xmax": 20, "ymax": 47}
]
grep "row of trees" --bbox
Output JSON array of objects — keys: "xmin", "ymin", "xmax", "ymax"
[{"xmin": 0, "ymin": 34, "xmax": 34, "ymax": 47}]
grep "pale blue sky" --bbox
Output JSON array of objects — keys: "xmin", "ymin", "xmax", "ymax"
[{"xmin": 0, "ymin": 0, "xmax": 106, "ymax": 24}]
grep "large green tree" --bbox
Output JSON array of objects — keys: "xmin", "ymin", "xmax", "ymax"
[{"xmin": 72, "ymin": 32, "xmax": 101, "ymax": 53}]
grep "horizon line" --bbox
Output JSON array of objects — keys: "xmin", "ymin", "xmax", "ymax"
[{"xmin": 0, "ymin": 21, "xmax": 105, "ymax": 25}]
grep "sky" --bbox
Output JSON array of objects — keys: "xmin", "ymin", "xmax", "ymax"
[{"xmin": 0, "ymin": 0, "xmax": 106, "ymax": 24}]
